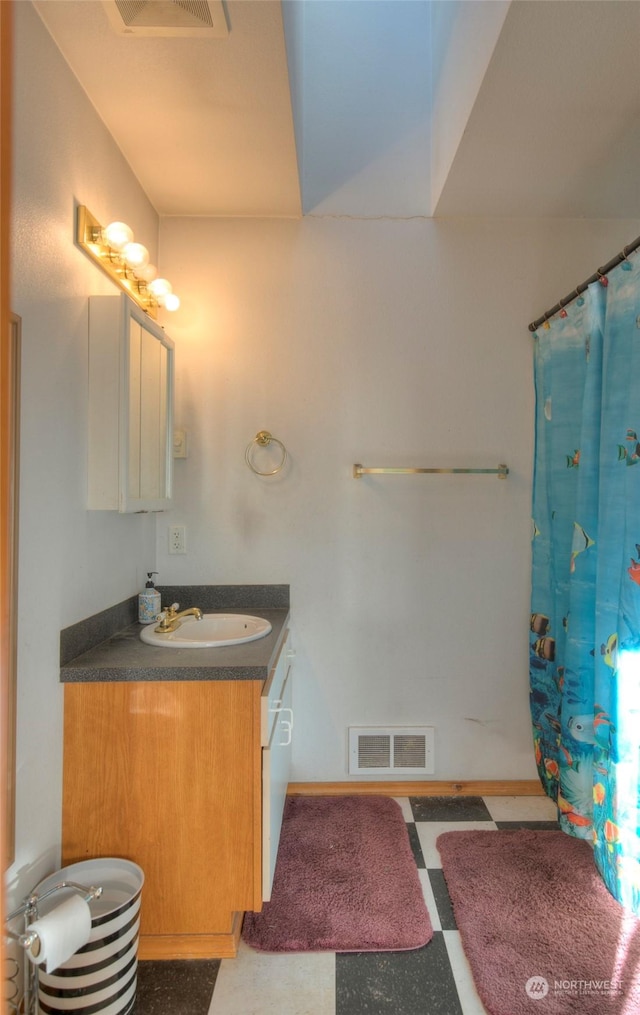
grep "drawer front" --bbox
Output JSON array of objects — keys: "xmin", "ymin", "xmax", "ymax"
[
  {"xmin": 261, "ymin": 628, "xmax": 293, "ymax": 747},
  {"xmin": 262, "ymin": 664, "xmax": 293, "ymax": 901}
]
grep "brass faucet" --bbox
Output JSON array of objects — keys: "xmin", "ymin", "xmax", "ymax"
[{"xmin": 154, "ymin": 603, "xmax": 203, "ymax": 634}]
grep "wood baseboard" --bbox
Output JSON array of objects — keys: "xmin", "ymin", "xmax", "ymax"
[
  {"xmin": 287, "ymin": 780, "xmax": 543, "ymax": 797},
  {"xmin": 138, "ymin": 913, "xmax": 243, "ymax": 960}
]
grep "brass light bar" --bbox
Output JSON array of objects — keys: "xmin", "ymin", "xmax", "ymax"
[
  {"xmin": 353, "ymin": 464, "xmax": 509, "ymax": 479},
  {"xmin": 76, "ymin": 205, "xmax": 159, "ymax": 319}
]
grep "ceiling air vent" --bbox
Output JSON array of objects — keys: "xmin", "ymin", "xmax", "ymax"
[
  {"xmin": 103, "ymin": 0, "xmax": 228, "ymax": 37},
  {"xmin": 348, "ymin": 727, "xmax": 435, "ymax": 776}
]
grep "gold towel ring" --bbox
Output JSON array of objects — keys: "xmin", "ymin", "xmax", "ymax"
[{"xmin": 245, "ymin": 431, "xmax": 288, "ymax": 476}]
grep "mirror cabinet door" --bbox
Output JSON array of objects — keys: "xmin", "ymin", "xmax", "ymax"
[
  {"xmin": 136, "ymin": 322, "xmax": 167, "ymax": 501},
  {"xmin": 89, "ymin": 294, "xmax": 173, "ymax": 513},
  {"xmin": 126, "ymin": 307, "xmax": 172, "ymax": 511},
  {"xmin": 128, "ymin": 317, "xmax": 142, "ymax": 502}
]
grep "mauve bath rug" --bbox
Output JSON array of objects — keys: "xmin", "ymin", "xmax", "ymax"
[
  {"xmin": 437, "ymin": 829, "xmax": 640, "ymax": 1015},
  {"xmin": 242, "ymin": 796, "xmax": 432, "ymax": 953}
]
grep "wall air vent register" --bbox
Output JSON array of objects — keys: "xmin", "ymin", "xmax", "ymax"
[{"xmin": 348, "ymin": 727, "xmax": 435, "ymax": 776}]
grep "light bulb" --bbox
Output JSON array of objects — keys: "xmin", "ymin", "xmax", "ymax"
[
  {"xmin": 123, "ymin": 242, "xmax": 150, "ymax": 270},
  {"xmin": 103, "ymin": 221, "xmax": 133, "ymax": 251},
  {"xmin": 148, "ymin": 278, "xmax": 173, "ymax": 299},
  {"xmin": 163, "ymin": 293, "xmax": 180, "ymax": 312},
  {"xmin": 136, "ymin": 263, "xmax": 158, "ymax": 283}
]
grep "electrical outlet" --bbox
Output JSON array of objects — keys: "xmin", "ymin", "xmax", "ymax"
[{"xmin": 169, "ymin": 524, "xmax": 186, "ymax": 554}]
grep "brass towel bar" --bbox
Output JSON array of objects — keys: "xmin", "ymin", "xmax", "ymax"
[{"xmin": 353, "ymin": 464, "xmax": 509, "ymax": 479}]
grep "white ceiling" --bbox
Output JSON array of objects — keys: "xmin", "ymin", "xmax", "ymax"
[
  {"xmin": 33, "ymin": 0, "xmax": 640, "ymax": 220},
  {"xmin": 435, "ymin": 0, "xmax": 640, "ymax": 218}
]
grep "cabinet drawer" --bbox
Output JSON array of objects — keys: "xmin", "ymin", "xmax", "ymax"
[
  {"xmin": 262, "ymin": 664, "xmax": 293, "ymax": 901},
  {"xmin": 261, "ymin": 628, "xmax": 293, "ymax": 746}
]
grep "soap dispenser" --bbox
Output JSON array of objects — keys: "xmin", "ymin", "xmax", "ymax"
[{"xmin": 139, "ymin": 572, "xmax": 161, "ymax": 625}]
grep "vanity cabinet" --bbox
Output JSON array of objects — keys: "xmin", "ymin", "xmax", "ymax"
[
  {"xmin": 88, "ymin": 293, "xmax": 174, "ymax": 512},
  {"xmin": 61, "ymin": 628, "xmax": 294, "ymax": 959}
]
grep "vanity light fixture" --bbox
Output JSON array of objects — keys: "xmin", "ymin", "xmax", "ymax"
[{"xmin": 76, "ymin": 205, "xmax": 180, "ymax": 319}]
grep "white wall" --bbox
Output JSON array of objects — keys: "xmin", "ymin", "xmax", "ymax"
[
  {"xmin": 157, "ymin": 215, "xmax": 640, "ymax": 784},
  {"xmin": 8, "ymin": 2, "xmax": 159, "ymax": 903}
]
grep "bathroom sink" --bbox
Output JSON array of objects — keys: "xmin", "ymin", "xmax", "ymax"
[{"xmin": 140, "ymin": 613, "xmax": 272, "ymax": 649}]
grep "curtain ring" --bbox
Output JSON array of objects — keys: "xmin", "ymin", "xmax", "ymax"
[{"xmin": 245, "ymin": 431, "xmax": 288, "ymax": 476}]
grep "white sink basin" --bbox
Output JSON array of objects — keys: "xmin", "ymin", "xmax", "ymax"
[{"xmin": 140, "ymin": 613, "xmax": 272, "ymax": 649}]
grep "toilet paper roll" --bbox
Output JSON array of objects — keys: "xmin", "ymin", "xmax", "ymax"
[{"xmin": 26, "ymin": 894, "xmax": 92, "ymax": 972}]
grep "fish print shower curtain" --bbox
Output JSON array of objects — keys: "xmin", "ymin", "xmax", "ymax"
[{"xmin": 530, "ymin": 258, "xmax": 640, "ymax": 915}]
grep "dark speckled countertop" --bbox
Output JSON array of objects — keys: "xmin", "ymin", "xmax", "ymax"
[{"xmin": 60, "ymin": 585, "xmax": 290, "ymax": 683}]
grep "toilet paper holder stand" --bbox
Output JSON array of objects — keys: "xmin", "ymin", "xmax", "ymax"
[{"xmin": 5, "ymin": 878, "xmax": 103, "ymax": 1015}]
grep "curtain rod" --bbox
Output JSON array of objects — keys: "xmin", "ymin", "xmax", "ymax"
[{"xmin": 528, "ymin": 234, "xmax": 640, "ymax": 333}]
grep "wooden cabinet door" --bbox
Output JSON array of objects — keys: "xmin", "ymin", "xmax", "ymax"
[{"xmin": 62, "ymin": 679, "xmax": 262, "ymax": 956}]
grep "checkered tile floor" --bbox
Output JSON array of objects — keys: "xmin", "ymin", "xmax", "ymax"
[{"xmin": 134, "ymin": 795, "xmax": 558, "ymax": 1015}]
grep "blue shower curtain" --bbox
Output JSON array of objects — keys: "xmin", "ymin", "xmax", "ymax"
[{"xmin": 530, "ymin": 258, "xmax": 640, "ymax": 915}]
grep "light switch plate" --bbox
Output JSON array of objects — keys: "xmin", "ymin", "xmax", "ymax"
[{"xmin": 173, "ymin": 429, "xmax": 188, "ymax": 458}]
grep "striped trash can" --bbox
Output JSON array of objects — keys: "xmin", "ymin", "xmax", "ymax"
[{"xmin": 35, "ymin": 858, "xmax": 144, "ymax": 1015}]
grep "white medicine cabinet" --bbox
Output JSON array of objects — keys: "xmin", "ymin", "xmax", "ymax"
[{"xmin": 88, "ymin": 293, "xmax": 174, "ymax": 512}]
